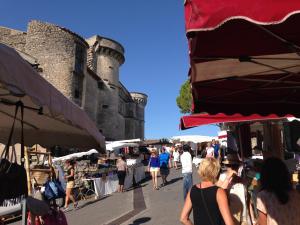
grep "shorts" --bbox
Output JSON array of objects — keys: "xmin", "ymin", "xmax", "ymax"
[
  {"xmin": 117, "ymin": 171, "xmax": 126, "ymax": 185},
  {"xmin": 149, "ymin": 167, "xmax": 160, "ymax": 172},
  {"xmin": 160, "ymin": 167, "xmax": 169, "ymax": 176},
  {"xmin": 66, "ymin": 181, "xmax": 74, "ymax": 189}
]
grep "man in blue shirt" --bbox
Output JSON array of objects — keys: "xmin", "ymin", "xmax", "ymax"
[{"xmin": 159, "ymin": 147, "xmax": 170, "ymax": 186}]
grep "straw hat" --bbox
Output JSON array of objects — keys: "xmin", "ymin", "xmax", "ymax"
[{"xmin": 223, "ymin": 154, "xmax": 241, "ymax": 165}]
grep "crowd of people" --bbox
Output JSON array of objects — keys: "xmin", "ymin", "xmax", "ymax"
[
  {"xmin": 49, "ymin": 142, "xmax": 300, "ymax": 225},
  {"xmin": 176, "ymin": 143, "xmax": 300, "ymax": 225}
]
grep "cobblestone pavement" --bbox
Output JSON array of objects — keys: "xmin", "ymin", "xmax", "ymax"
[{"xmin": 9, "ymin": 168, "xmax": 199, "ymax": 225}]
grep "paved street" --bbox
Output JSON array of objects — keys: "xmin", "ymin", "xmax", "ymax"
[{"xmin": 10, "ymin": 168, "xmax": 199, "ymax": 225}]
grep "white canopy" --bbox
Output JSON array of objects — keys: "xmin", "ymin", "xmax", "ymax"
[
  {"xmin": 52, "ymin": 149, "xmax": 99, "ymax": 162},
  {"xmin": 114, "ymin": 139, "xmax": 141, "ymax": 143},
  {"xmin": 0, "ymin": 44, "xmax": 105, "ymax": 150},
  {"xmin": 106, "ymin": 142, "xmax": 139, "ymax": 151},
  {"xmin": 170, "ymin": 135, "xmax": 217, "ymax": 143}
]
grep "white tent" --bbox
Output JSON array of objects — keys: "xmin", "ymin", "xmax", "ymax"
[
  {"xmin": 106, "ymin": 142, "xmax": 139, "ymax": 151},
  {"xmin": 0, "ymin": 44, "xmax": 105, "ymax": 150},
  {"xmin": 170, "ymin": 135, "xmax": 217, "ymax": 143},
  {"xmin": 52, "ymin": 149, "xmax": 99, "ymax": 162}
]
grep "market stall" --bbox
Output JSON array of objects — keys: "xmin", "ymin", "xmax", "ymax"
[
  {"xmin": 0, "ymin": 44, "xmax": 105, "ymax": 223},
  {"xmin": 183, "ymin": 0, "xmax": 300, "ymax": 159},
  {"xmin": 184, "ymin": 0, "xmax": 300, "ymax": 116}
]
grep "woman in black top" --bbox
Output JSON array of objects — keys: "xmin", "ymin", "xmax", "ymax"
[{"xmin": 180, "ymin": 158, "xmax": 234, "ymax": 225}]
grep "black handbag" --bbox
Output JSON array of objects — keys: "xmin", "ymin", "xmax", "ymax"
[{"xmin": 0, "ymin": 102, "xmax": 28, "ymax": 206}]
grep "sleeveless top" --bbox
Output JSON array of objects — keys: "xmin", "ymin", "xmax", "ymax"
[
  {"xmin": 116, "ymin": 159, "xmax": 127, "ymax": 171},
  {"xmin": 190, "ymin": 185, "xmax": 225, "ymax": 225},
  {"xmin": 67, "ymin": 167, "xmax": 74, "ymax": 182}
]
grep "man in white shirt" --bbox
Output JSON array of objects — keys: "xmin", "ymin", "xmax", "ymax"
[{"xmin": 180, "ymin": 144, "xmax": 193, "ymax": 200}]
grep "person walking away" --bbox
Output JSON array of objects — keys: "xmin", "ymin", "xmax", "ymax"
[
  {"xmin": 212, "ymin": 140, "xmax": 220, "ymax": 159},
  {"xmin": 256, "ymin": 157, "xmax": 300, "ymax": 225},
  {"xmin": 148, "ymin": 149, "xmax": 160, "ymax": 190},
  {"xmin": 116, "ymin": 154, "xmax": 128, "ymax": 192},
  {"xmin": 173, "ymin": 148, "xmax": 180, "ymax": 170},
  {"xmin": 206, "ymin": 142, "xmax": 215, "ymax": 158},
  {"xmin": 63, "ymin": 160, "xmax": 78, "ymax": 211},
  {"xmin": 159, "ymin": 147, "xmax": 171, "ymax": 186},
  {"xmin": 181, "ymin": 145, "xmax": 193, "ymax": 200},
  {"xmin": 180, "ymin": 158, "xmax": 235, "ymax": 225}
]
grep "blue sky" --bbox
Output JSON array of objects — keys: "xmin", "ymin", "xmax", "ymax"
[{"xmin": 0, "ymin": 0, "xmax": 218, "ymax": 139}]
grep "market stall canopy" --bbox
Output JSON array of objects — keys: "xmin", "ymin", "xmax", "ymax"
[
  {"xmin": 185, "ymin": 0, "xmax": 300, "ymax": 59},
  {"xmin": 52, "ymin": 149, "xmax": 99, "ymax": 163},
  {"xmin": 106, "ymin": 141, "xmax": 139, "ymax": 152},
  {"xmin": 191, "ymin": 52, "xmax": 300, "ymax": 116},
  {"xmin": 180, "ymin": 113, "xmax": 294, "ymax": 130},
  {"xmin": 0, "ymin": 44, "xmax": 105, "ymax": 150},
  {"xmin": 170, "ymin": 135, "xmax": 216, "ymax": 143},
  {"xmin": 184, "ymin": 1, "xmax": 300, "ymax": 116}
]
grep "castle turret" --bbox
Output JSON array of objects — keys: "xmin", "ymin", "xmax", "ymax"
[
  {"xmin": 130, "ymin": 92, "xmax": 148, "ymax": 139},
  {"xmin": 25, "ymin": 20, "xmax": 88, "ymax": 106},
  {"xmin": 86, "ymin": 36, "xmax": 125, "ymax": 140}
]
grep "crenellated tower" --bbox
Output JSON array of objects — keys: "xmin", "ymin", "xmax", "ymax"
[
  {"xmin": 86, "ymin": 36, "xmax": 126, "ymax": 140},
  {"xmin": 130, "ymin": 92, "xmax": 148, "ymax": 139}
]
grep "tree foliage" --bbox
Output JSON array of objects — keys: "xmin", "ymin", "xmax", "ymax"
[{"xmin": 176, "ymin": 80, "xmax": 192, "ymax": 114}]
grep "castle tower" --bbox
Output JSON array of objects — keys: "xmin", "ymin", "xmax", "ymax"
[
  {"xmin": 86, "ymin": 36, "xmax": 125, "ymax": 140},
  {"xmin": 25, "ymin": 20, "xmax": 88, "ymax": 106},
  {"xmin": 130, "ymin": 92, "xmax": 148, "ymax": 139}
]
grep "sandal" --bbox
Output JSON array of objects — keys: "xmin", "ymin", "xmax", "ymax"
[{"xmin": 74, "ymin": 202, "xmax": 78, "ymax": 209}]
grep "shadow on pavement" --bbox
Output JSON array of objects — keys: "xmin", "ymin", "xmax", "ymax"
[
  {"xmin": 128, "ymin": 217, "xmax": 151, "ymax": 225},
  {"xmin": 126, "ymin": 183, "xmax": 148, "ymax": 192},
  {"xmin": 166, "ymin": 177, "xmax": 183, "ymax": 186},
  {"xmin": 76, "ymin": 195, "xmax": 109, "ymax": 209}
]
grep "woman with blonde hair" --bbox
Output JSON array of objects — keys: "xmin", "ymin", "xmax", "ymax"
[
  {"xmin": 180, "ymin": 158, "xmax": 234, "ymax": 225},
  {"xmin": 148, "ymin": 149, "xmax": 160, "ymax": 190}
]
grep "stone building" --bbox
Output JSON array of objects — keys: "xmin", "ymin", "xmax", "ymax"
[{"xmin": 0, "ymin": 20, "xmax": 147, "ymax": 141}]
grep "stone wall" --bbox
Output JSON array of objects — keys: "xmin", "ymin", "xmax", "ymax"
[
  {"xmin": 0, "ymin": 21, "xmax": 147, "ymax": 141},
  {"xmin": 25, "ymin": 20, "xmax": 88, "ymax": 105},
  {"xmin": 83, "ymin": 71, "xmax": 99, "ymax": 121},
  {"xmin": 0, "ymin": 27, "xmax": 27, "ymax": 52}
]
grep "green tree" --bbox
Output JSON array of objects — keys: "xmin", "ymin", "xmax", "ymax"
[{"xmin": 176, "ymin": 80, "xmax": 192, "ymax": 114}]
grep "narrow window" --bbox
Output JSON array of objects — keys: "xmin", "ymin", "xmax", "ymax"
[{"xmin": 75, "ymin": 44, "xmax": 85, "ymax": 73}]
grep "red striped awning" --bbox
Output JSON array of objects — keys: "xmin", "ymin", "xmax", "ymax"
[
  {"xmin": 185, "ymin": 0, "xmax": 300, "ymax": 59},
  {"xmin": 180, "ymin": 113, "xmax": 294, "ymax": 130},
  {"xmin": 184, "ymin": 0, "xmax": 300, "ymax": 117}
]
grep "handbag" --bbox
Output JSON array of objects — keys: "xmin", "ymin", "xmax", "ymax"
[
  {"xmin": 43, "ymin": 209, "xmax": 68, "ymax": 225},
  {"xmin": 0, "ymin": 102, "xmax": 28, "ymax": 206},
  {"xmin": 44, "ymin": 179, "xmax": 66, "ymax": 200}
]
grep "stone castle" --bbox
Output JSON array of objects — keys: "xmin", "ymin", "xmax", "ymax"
[{"xmin": 0, "ymin": 20, "xmax": 147, "ymax": 141}]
